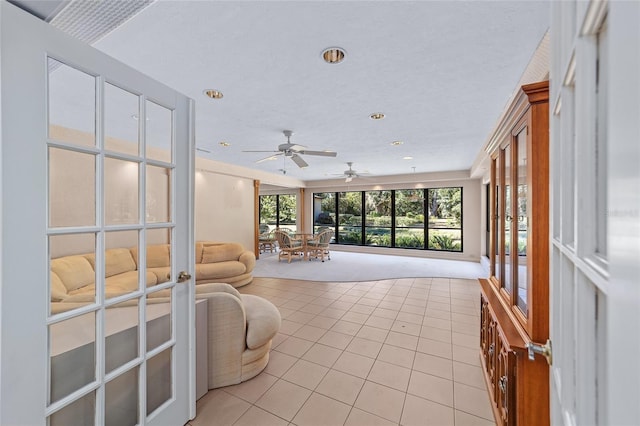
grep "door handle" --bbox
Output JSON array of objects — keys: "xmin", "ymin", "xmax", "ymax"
[{"xmin": 177, "ymin": 271, "xmax": 192, "ymax": 283}]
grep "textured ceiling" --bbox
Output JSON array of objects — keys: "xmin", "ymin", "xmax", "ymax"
[{"xmin": 42, "ymin": 1, "xmax": 550, "ymax": 181}]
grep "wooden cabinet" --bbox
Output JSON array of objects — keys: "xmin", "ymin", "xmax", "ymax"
[{"xmin": 479, "ymin": 81, "xmax": 550, "ymax": 426}]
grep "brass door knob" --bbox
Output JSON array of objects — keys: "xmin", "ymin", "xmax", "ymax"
[{"xmin": 177, "ymin": 271, "xmax": 192, "ymax": 283}]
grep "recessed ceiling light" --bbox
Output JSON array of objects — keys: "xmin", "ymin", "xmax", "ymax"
[
  {"xmin": 204, "ymin": 89, "xmax": 223, "ymax": 99},
  {"xmin": 321, "ymin": 47, "xmax": 346, "ymax": 64},
  {"xmin": 370, "ymin": 112, "xmax": 385, "ymax": 120},
  {"xmin": 219, "ymin": 141, "xmax": 231, "ymax": 147},
  {"xmin": 390, "ymin": 141, "xmax": 403, "ymax": 146},
  {"xmin": 403, "ymin": 156, "xmax": 413, "ymax": 160}
]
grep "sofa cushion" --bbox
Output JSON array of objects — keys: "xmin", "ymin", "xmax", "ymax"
[
  {"xmin": 240, "ymin": 294, "xmax": 281, "ymax": 350},
  {"xmin": 84, "ymin": 248, "xmax": 136, "ymax": 278},
  {"xmin": 130, "ymin": 244, "xmax": 170, "ymax": 268},
  {"xmin": 51, "ymin": 255, "xmax": 95, "ymax": 292},
  {"xmin": 50, "ymin": 272, "xmax": 68, "ymax": 302},
  {"xmin": 196, "ymin": 261, "xmax": 246, "ymax": 281},
  {"xmin": 107, "ymin": 270, "xmax": 158, "ymax": 291},
  {"xmin": 201, "ymin": 243, "xmax": 244, "ymax": 263}
]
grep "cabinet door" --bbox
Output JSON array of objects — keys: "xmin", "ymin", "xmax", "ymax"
[
  {"xmin": 496, "ymin": 333, "xmax": 516, "ymax": 425},
  {"xmin": 514, "ymin": 126, "xmax": 529, "ymax": 317},
  {"xmin": 492, "ymin": 156, "xmax": 502, "ymax": 282}
]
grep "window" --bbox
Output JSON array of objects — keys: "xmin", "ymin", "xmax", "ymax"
[
  {"xmin": 427, "ymin": 188, "xmax": 462, "ymax": 252},
  {"xmin": 365, "ymin": 190, "xmax": 392, "ymax": 247},
  {"xmin": 313, "ymin": 192, "xmax": 335, "ymax": 234},
  {"xmin": 313, "ymin": 186, "xmax": 462, "ymax": 252},
  {"xmin": 395, "ymin": 189, "xmax": 425, "ymax": 248},
  {"xmin": 259, "ymin": 194, "xmax": 297, "ymax": 233},
  {"xmin": 337, "ymin": 192, "xmax": 362, "ymax": 244}
]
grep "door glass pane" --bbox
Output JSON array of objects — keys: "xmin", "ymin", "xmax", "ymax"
[
  {"xmin": 146, "ymin": 228, "xmax": 172, "ymax": 286},
  {"xmin": 48, "ymin": 58, "xmax": 96, "ymax": 147},
  {"xmin": 48, "ymin": 390, "xmax": 95, "ymax": 426},
  {"xmin": 313, "ymin": 193, "xmax": 335, "ymax": 234},
  {"xmin": 146, "ymin": 100, "xmax": 172, "ymax": 163},
  {"xmin": 105, "ymin": 231, "xmax": 139, "ymax": 299},
  {"xmin": 503, "ymin": 145, "xmax": 512, "ymax": 294},
  {"xmin": 49, "ymin": 312, "xmax": 96, "ymax": 404},
  {"xmin": 147, "ymin": 292, "xmax": 172, "ymax": 352},
  {"xmin": 147, "ymin": 165, "xmax": 171, "ymax": 223},
  {"xmin": 338, "ymin": 192, "xmax": 362, "ymax": 244},
  {"xmin": 105, "ymin": 157, "xmax": 139, "ymax": 225},
  {"xmin": 50, "ymin": 233, "xmax": 96, "ymax": 315},
  {"xmin": 105, "ymin": 299, "xmax": 140, "ymax": 373},
  {"xmin": 105, "ymin": 83, "xmax": 139, "ymax": 156},
  {"xmin": 516, "ymin": 130, "xmax": 529, "ymax": 315},
  {"xmin": 147, "ymin": 348, "xmax": 173, "ymax": 416},
  {"xmin": 365, "ymin": 191, "xmax": 391, "ymax": 247},
  {"xmin": 395, "ymin": 189, "xmax": 425, "ymax": 248},
  {"xmin": 105, "ymin": 367, "xmax": 139, "ymax": 426},
  {"xmin": 49, "ymin": 148, "xmax": 96, "ymax": 227}
]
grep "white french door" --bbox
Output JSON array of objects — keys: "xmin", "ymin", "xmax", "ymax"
[
  {"xmin": 0, "ymin": 2, "xmax": 195, "ymax": 425},
  {"xmin": 550, "ymin": 1, "xmax": 640, "ymax": 425}
]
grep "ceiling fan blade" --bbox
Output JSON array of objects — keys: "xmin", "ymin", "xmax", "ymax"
[
  {"xmin": 256, "ymin": 153, "xmax": 282, "ymax": 163},
  {"xmin": 242, "ymin": 150, "xmax": 280, "ymax": 153},
  {"xmin": 290, "ymin": 154, "xmax": 308, "ymax": 168},
  {"xmin": 298, "ymin": 150, "xmax": 337, "ymax": 157}
]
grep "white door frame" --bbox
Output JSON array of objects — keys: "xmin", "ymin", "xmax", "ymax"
[{"xmin": 0, "ymin": 2, "xmax": 195, "ymax": 424}]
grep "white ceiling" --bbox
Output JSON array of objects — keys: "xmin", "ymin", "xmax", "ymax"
[{"xmin": 27, "ymin": 0, "xmax": 551, "ymax": 182}]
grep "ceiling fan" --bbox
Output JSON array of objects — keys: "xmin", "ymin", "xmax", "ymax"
[
  {"xmin": 334, "ymin": 162, "xmax": 369, "ymax": 182},
  {"xmin": 243, "ymin": 130, "xmax": 337, "ymax": 168}
]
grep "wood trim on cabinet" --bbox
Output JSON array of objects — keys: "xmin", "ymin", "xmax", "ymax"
[
  {"xmin": 481, "ymin": 80, "xmax": 550, "ymax": 426},
  {"xmin": 479, "ymin": 279, "xmax": 526, "ymax": 349},
  {"xmin": 254, "ymin": 179, "xmax": 260, "ymax": 259}
]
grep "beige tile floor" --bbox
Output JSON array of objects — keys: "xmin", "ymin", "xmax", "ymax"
[{"xmin": 188, "ymin": 277, "xmax": 495, "ymax": 426}]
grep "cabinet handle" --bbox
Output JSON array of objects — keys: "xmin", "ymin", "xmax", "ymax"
[
  {"xmin": 488, "ymin": 343, "xmax": 494, "ymax": 356},
  {"xmin": 526, "ymin": 339, "xmax": 553, "ymax": 366},
  {"xmin": 499, "ymin": 376, "xmax": 507, "ymax": 393}
]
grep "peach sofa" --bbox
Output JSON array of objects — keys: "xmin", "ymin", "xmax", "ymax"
[{"xmin": 50, "ymin": 241, "xmax": 256, "ymax": 308}]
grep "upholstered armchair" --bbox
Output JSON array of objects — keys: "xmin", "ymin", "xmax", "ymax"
[
  {"xmin": 306, "ymin": 229, "xmax": 334, "ymax": 262},
  {"xmin": 194, "ymin": 283, "xmax": 281, "ymax": 389},
  {"xmin": 273, "ymin": 229, "xmax": 304, "ymax": 263}
]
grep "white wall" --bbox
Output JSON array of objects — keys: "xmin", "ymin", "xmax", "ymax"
[{"xmin": 195, "ymin": 165, "xmax": 254, "ymax": 251}]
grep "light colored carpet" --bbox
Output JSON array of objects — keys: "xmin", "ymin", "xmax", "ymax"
[{"xmin": 253, "ymin": 249, "xmax": 488, "ymax": 281}]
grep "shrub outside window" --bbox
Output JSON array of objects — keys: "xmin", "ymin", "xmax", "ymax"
[{"xmin": 259, "ymin": 194, "xmax": 297, "ymax": 234}]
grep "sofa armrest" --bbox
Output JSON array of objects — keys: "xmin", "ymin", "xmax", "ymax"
[
  {"xmin": 240, "ymin": 295, "xmax": 281, "ymax": 349},
  {"xmin": 196, "ymin": 282, "xmax": 242, "ymax": 299},
  {"xmin": 195, "ymin": 290, "xmax": 247, "ymax": 389},
  {"xmin": 238, "ymin": 251, "xmax": 256, "ymax": 274}
]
